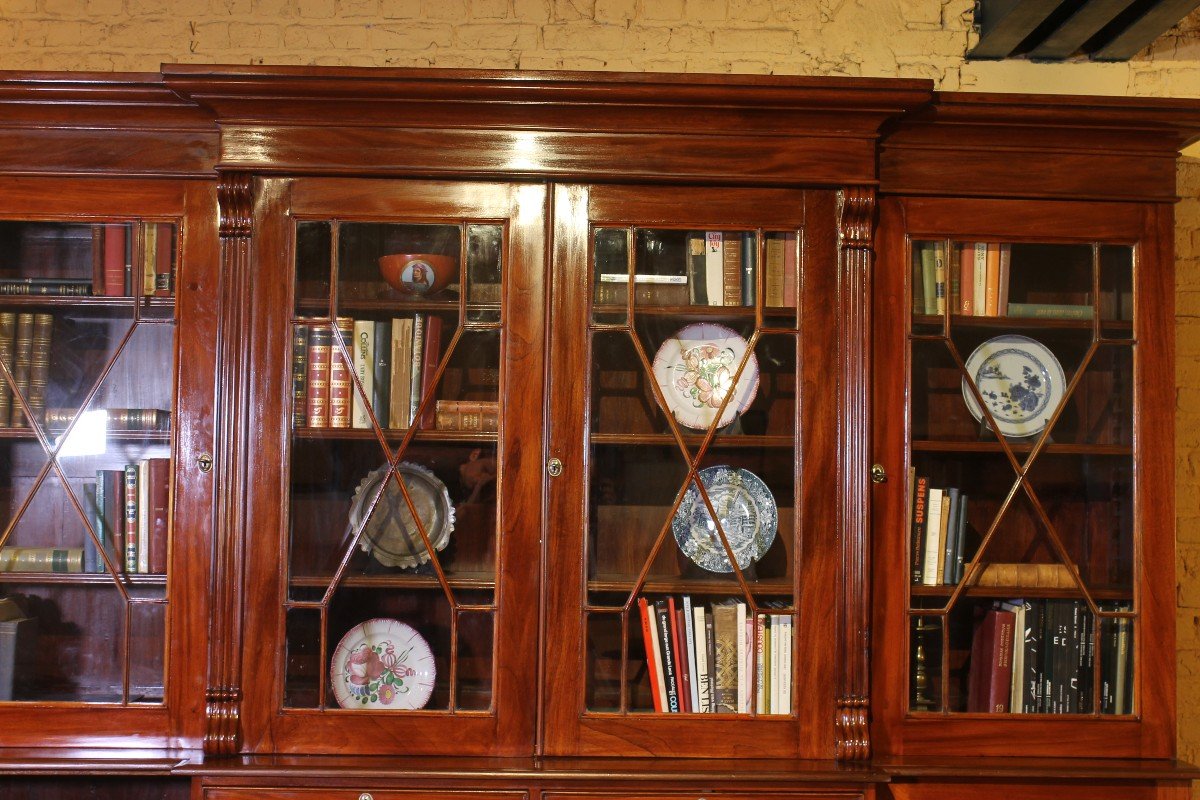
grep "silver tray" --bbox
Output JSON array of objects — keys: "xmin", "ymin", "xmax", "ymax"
[{"xmin": 349, "ymin": 462, "xmax": 455, "ymax": 569}]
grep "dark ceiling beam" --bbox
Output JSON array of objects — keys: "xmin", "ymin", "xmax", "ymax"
[
  {"xmin": 1089, "ymin": 0, "xmax": 1200, "ymax": 59},
  {"xmin": 1027, "ymin": 0, "xmax": 1139, "ymax": 58},
  {"xmin": 969, "ymin": 0, "xmax": 1070, "ymax": 57}
]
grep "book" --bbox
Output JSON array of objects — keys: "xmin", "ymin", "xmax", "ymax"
[
  {"xmin": 102, "ymin": 224, "xmax": 127, "ymax": 297},
  {"xmin": 691, "ymin": 602, "xmax": 710, "ymax": 712},
  {"xmin": 704, "ymin": 606, "xmax": 717, "ymax": 713},
  {"xmin": 1001, "ymin": 600, "xmax": 1026, "ymax": 713},
  {"xmin": 123, "ymin": 464, "xmax": 138, "ymax": 573},
  {"xmin": 682, "ymin": 595, "xmax": 699, "ymax": 712},
  {"xmin": 921, "ymin": 487, "xmax": 943, "ymax": 586},
  {"xmin": 142, "ymin": 222, "xmax": 157, "ymax": 296},
  {"xmin": 305, "ymin": 325, "xmax": 332, "ymax": 428},
  {"xmin": 947, "ymin": 242, "xmax": 960, "ymax": 312},
  {"xmin": 654, "ymin": 600, "xmax": 680, "ymax": 712},
  {"xmin": 704, "ymin": 232, "xmax": 723, "ymax": 307},
  {"xmin": 779, "ymin": 615, "xmax": 792, "ymax": 713},
  {"xmin": 44, "ymin": 408, "xmax": 171, "ymax": 432},
  {"xmin": 781, "ymin": 231, "xmax": 797, "ymax": 308},
  {"xmin": 0, "ymin": 280, "xmax": 90, "ymax": 296},
  {"xmin": 984, "ymin": 243, "xmax": 1001, "ymax": 316},
  {"xmin": 686, "ymin": 234, "xmax": 708, "ymax": 305},
  {"xmin": 974, "ymin": 562, "xmax": 1078, "ymax": 589},
  {"xmin": 755, "ymin": 613, "xmax": 767, "ymax": 714},
  {"xmin": 409, "ymin": 313, "xmax": 426, "ymax": 428},
  {"xmin": 291, "ymin": 323, "xmax": 309, "ymax": 429},
  {"xmin": 722, "ymin": 235, "xmax": 742, "ymax": 306},
  {"xmin": 959, "ymin": 243, "xmax": 974, "ymax": 314},
  {"xmin": 920, "ymin": 243, "xmax": 936, "ymax": 315},
  {"xmin": 741, "ymin": 231, "xmax": 755, "ymax": 306},
  {"xmin": 372, "ymin": 320, "xmax": 391, "ymax": 428},
  {"xmin": 933, "ymin": 242, "xmax": 946, "ymax": 315},
  {"xmin": 351, "ymin": 319, "xmax": 375, "ymax": 429},
  {"xmin": 997, "ymin": 243, "xmax": 1012, "ymax": 315},
  {"xmin": 98, "ymin": 469, "xmax": 124, "ymax": 574},
  {"xmin": 146, "ymin": 457, "xmax": 170, "ymax": 574},
  {"xmin": 669, "ymin": 598, "xmax": 691, "ymax": 713},
  {"xmin": 1021, "ymin": 599, "xmax": 1045, "ymax": 713},
  {"xmin": 24, "ymin": 313, "xmax": 52, "ymax": 428},
  {"xmin": 967, "ymin": 607, "xmax": 1015, "ymax": 713},
  {"xmin": 137, "ymin": 459, "xmax": 149, "ymax": 574},
  {"xmin": 911, "ymin": 474, "xmax": 928, "ymax": 583},
  {"xmin": 596, "ymin": 273, "xmax": 689, "ymax": 306},
  {"xmin": 950, "ymin": 493, "xmax": 968, "ymax": 584},
  {"xmin": 1007, "ymin": 302, "xmax": 1094, "ymax": 320},
  {"xmin": 972, "ymin": 242, "xmax": 987, "ymax": 318},
  {"xmin": 154, "ymin": 222, "xmax": 175, "ymax": 296},
  {"xmin": 0, "ymin": 547, "xmax": 83, "ymax": 573},
  {"xmin": 935, "ymin": 492, "xmax": 950, "ymax": 584},
  {"xmin": 0, "ymin": 313, "xmax": 14, "ymax": 427},
  {"xmin": 8, "ymin": 313, "xmax": 32, "ymax": 426},
  {"xmin": 418, "ymin": 315, "xmax": 443, "ymax": 430},
  {"xmin": 940, "ymin": 488, "xmax": 958, "ymax": 585},
  {"xmin": 637, "ymin": 597, "xmax": 664, "ymax": 713},
  {"xmin": 764, "ymin": 236, "xmax": 785, "ymax": 307},
  {"xmin": 435, "ymin": 400, "xmax": 499, "ymax": 432},
  {"xmin": 1114, "ymin": 610, "xmax": 1132, "ymax": 715},
  {"xmin": 736, "ymin": 601, "xmax": 748, "ymax": 712},
  {"xmin": 82, "ymin": 483, "xmax": 100, "ymax": 574},
  {"xmin": 712, "ymin": 603, "xmax": 738, "ymax": 713},
  {"xmin": 328, "ymin": 317, "xmax": 354, "ymax": 428},
  {"xmin": 389, "ymin": 317, "xmax": 413, "ymax": 430}
]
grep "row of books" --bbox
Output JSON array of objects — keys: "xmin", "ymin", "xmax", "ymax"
[
  {"xmin": 80, "ymin": 460, "xmax": 171, "ymax": 574},
  {"xmin": 914, "ymin": 241, "xmax": 1094, "ymax": 321},
  {"xmin": 910, "ymin": 473, "xmax": 972, "ymax": 586},
  {"xmin": 637, "ymin": 596, "xmax": 792, "ymax": 715},
  {"xmin": 294, "ymin": 314, "xmax": 443, "ymax": 431},
  {"xmin": 0, "ymin": 312, "xmax": 52, "ymax": 428},
  {"xmin": 967, "ymin": 599, "xmax": 1133, "ymax": 715},
  {"xmin": 596, "ymin": 232, "xmax": 797, "ymax": 309},
  {"xmin": 0, "ymin": 224, "xmax": 176, "ymax": 298}
]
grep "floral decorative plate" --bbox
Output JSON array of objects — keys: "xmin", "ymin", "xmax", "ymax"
[
  {"xmin": 961, "ymin": 334, "xmax": 1066, "ymax": 438},
  {"xmin": 348, "ymin": 462, "xmax": 455, "ymax": 569},
  {"xmin": 330, "ymin": 618, "xmax": 436, "ymax": 709},
  {"xmin": 672, "ymin": 465, "xmax": 778, "ymax": 573},
  {"xmin": 652, "ymin": 323, "xmax": 759, "ymax": 431}
]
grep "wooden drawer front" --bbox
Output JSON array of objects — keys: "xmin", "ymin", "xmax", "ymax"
[
  {"xmin": 208, "ymin": 791, "xmax": 528, "ymax": 800},
  {"xmin": 885, "ymin": 785, "xmax": 1162, "ymax": 800}
]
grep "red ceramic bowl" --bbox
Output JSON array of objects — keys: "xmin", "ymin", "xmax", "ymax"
[{"xmin": 378, "ymin": 253, "xmax": 458, "ymax": 296}]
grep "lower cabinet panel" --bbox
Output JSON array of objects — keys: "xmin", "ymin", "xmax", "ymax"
[
  {"xmin": 207, "ymin": 791, "xmax": 528, "ymax": 800},
  {"xmin": 542, "ymin": 794, "xmax": 865, "ymax": 800},
  {"xmin": 884, "ymin": 784, "xmax": 1169, "ymax": 800}
]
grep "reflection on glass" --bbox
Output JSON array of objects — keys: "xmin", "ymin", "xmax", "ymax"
[{"xmin": 467, "ymin": 225, "xmax": 502, "ymax": 304}]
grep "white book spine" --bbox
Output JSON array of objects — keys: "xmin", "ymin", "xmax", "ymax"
[
  {"xmin": 781, "ymin": 616, "xmax": 792, "ymax": 712},
  {"xmin": 972, "ymin": 242, "xmax": 988, "ymax": 318},
  {"xmin": 736, "ymin": 601, "xmax": 748, "ymax": 713},
  {"xmin": 351, "ymin": 319, "xmax": 375, "ymax": 429},
  {"xmin": 648, "ymin": 605, "xmax": 668, "ymax": 713},
  {"xmin": 705, "ymin": 232, "xmax": 723, "ymax": 307},
  {"xmin": 409, "ymin": 312, "xmax": 425, "ymax": 427},
  {"xmin": 682, "ymin": 596, "xmax": 699, "ymax": 712},
  {"xmin": 922, "ymin": 488, "xmax": 944, "ymax": 586},
  {"xmin": 755, "ymin": 614, "xmax": 766, "ymax": 714},
  {"xmin": 692, "ymin": 605, "xmax": 710, "ymax": 712},
  {"xmin": 770, "ymin": 614, "xmax": 782, "ymax": 714}
]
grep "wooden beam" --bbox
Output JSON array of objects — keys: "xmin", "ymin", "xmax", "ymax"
[
  {"xmin": 969, "ymin": 0, "xmax": 1068, "ymax": 58},
  {"xmin": 1027, "ymin": 0, "xmax": 1139, "ymax": 58},
  {"xmin": 1089, "ymin": 0, "xmax": 1200, "ymax": 59}
]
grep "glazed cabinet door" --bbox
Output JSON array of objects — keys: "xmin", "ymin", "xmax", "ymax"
[
  {"xmin": 542, "ymin": 184, "xmax": 841, "ymax": 758},
  {"xmin": 0, "ymin": 177, "xmax": 218, "ymax": 747},
  {"xmin": 872, "ymin": 196, "xmax": 1176, "ymax": 758},
  {"xmin": 239, "ymin": 178, "xmax": 545, "ymax": 755}
]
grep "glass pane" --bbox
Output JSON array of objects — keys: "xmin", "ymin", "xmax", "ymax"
[
  {"xmin": 1099, "ymin": 245, "xmax": 1134, "ymax": 336},
  {"xmin": 457, "ymin": 609, "xmax": 494, "ymax": 711},
  {"xmin": 1099, "ymin": 606, "xmax": 1134, "ymax": 714},
  {"xmin": 130, "ymin": 600, "xmax": 166, "ymax": 703},
  {"xmin": 466, "ymin": 224, "xmax": 502, "ymax": 305}
]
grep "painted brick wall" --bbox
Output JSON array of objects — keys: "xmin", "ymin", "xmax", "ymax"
[{"xmin": 3, "ymin": 0, "xmax": 1199, "ymax": 769}]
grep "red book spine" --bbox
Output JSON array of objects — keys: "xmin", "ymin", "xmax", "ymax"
[
  {"xmin": 306, "ymin": 326, "xmax": 331, "ymax": 428},
  {"xmin": 417, "ymin": 314, "xmax": 443, "ymax": 430},
  {"xmin": 146, "ymin": 457, "xmax": 171, "ymax": 574},
  {"xmin": 638, "ymin": 597, "xmax": 663, "ymax": 713},
  {"xmin": 328, "ymin": 317, "xmax": 354, "ymax": 428},
  {"xmin": 968, "ymin": 608, "xmax": 1016, "ymax": 713},
  {"xmin": 103, "ymin": 225, "xmax": 127, "ymax": 297}
]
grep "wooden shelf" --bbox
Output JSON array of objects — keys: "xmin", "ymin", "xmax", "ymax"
[
  {"xmin": 910, "ymin": 584, "xmax": 1131, "ymax": 601},
  {"xmin": 0, "ymin": 428, "xmax": 171, "ymax": 442},
  {"xmin": 588, "ymin": 575, "xmax": 794, "ymax": 598},
  {"xmin": 594, "ymin": 304, "xmax": 797, "ymax": 318},
  {"xmin": 912, "ymin": 313, "xmax": 1132, "ymax": 331},
  {"xmin": 0, "ymin": 572, "xmax": 166, "ymax": 585},
  {"xmin": 590, "ymin": 433, "xmax": 794, "ymax": 448},
  {"xmin": 294, "ymin": 298, "xmax": 498, "ymax": 315},
  {"xmin": 293, "ymin": 428, "xmax": 497, "ymax": 444},
  {"xmin": 911, "ymin": 440, "xmax": 1132, "ymax": 456},
  {"xmin": 0, "ymin": 296, "xmax": 174, "ymax": 310},
  {"xmin": 289, "ymin": 572, "xmax": 495, "ymax": 591}
]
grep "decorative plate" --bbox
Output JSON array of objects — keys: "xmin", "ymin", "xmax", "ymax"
[
  {"xmin": 961, "ymin": 334, "xmax": 1066, "ymax": 438},
  {"xmin": 672, "ymin": 465, "xmax": 778, "ymax": 573},
  {"xmin": 652, "ymin": 323, "xmax": 760, "ymax": 431},
  {"xmin": 330, "ymin": 618, "xmax": 436, "ymax": 709},
  {"xmin": 348, "ymin": 462, "xmax": 455, "ymax": 569}
]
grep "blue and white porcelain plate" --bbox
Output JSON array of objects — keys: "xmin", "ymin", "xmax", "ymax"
[
  {"xmin": 672, "ymin": 465, "xmax": 777, "ymax": 573},
  {"xmin": 961, "ymin": 334, "xmax": 1065, "ymax": 438}
]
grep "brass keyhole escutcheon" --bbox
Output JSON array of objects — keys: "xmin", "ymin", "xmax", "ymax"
[
  {"xmin": 197, "ymin": 452, "xmax": 214, "ymax": 473},
  {"xmin": 547, "ymin": 457, "xmax": 563, "ymax": 477},
  {"xmin": 870, "ymin": 463, "xmax": 887, "ymax": 484}
]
